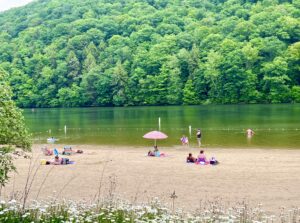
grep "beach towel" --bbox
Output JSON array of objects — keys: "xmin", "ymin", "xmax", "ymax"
[
  {"xmin": 40, "ymin": 159, "xmax": 75, "ymax": 165},
  {"xmin": 196, "ymin": 161, "xmax": 208, "ymax": 165},
  {"xmin": 54, "ymin": 148, "xmax": 59, "ymax": 156},
  {"xmin": 186, "ymin": 161, "xmax": 218, "ymax": 165},
  {"xmin": 146, "ymin": 153, "xmax": 167, "ymax": 157}
]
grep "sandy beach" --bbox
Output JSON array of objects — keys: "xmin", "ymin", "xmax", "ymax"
[{"xmin": 3, "ymin": 144, "xmax": 300, "ymax": 214}]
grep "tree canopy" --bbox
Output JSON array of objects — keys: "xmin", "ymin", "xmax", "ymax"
[{"xmin": 0, "ymin": 0, "xmax": 299, "ymax": 107}]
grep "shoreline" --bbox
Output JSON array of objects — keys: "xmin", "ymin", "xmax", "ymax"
[
  {"xmin": 3, "ymin": 144, "xmax": 300, "ymax": 214},
  {"xmin": 29, "ymin": 142, "xmax": 300, "ymax": 151}
]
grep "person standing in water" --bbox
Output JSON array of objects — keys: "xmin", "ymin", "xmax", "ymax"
[
  {"xmin": 246, "ymin": 128, "xmax": 255, "ymax": 137},
  {"xmin": 196, "ymin": 129, "xmax": 202, "ymax": 147}
]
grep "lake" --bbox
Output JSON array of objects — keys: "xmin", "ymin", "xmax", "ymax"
[{"xmin": 23, "ymin": 104, "xmax": 300, "ymax": 148}]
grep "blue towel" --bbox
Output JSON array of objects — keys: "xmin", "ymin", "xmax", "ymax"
[
  {"xmin": 155, "ymin": 151, "xmax": 160, "ymax": 157},
  {"xmin": 54, "ymin": 148, "xmax": 59, "ymax": 156}
]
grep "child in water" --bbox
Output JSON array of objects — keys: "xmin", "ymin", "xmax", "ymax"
[
  {"xmin": 246, "ymin": 128, "xmax": 255, "ymax": 137},
  {"xmin": 180, "ymin": 135, "xmax": 189, "ymax": 146}
]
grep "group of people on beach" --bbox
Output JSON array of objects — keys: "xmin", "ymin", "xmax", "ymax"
[
  {"xmin": 41, "ymin": 156, "xmax": 72, "ymax": 165},
  {"xmin": 186, "ymin": 150, "xmax": 218, "ymax": 165},
  {"xmin": 149, "ymin": 128, "xmax": 255, "ymax": 165},
  {"xmin": 43, "ymin": 128, "xmax": 255, "ymax": 165},
  {"xmin": 147, "ymin": 146, "xmax": 218, "ymax": 165},
  {"xmin": 41, "ymin": 146, "xmax": 83, "ymax": 165}
]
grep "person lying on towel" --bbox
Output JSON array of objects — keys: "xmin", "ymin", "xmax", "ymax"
[{"xmin": 42, "ymin": 156, "xmax": 73, "ymax": 165}]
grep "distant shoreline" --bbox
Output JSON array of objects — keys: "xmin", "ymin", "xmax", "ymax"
[{"xmin": 21, "ymin": 103, "xmax": 300, "ymax": 109}]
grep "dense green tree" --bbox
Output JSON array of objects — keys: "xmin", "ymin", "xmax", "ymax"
[
  {"xmin": 58, "ymin": 85, "xmax": 82, "ymax": 107},
  {"xmin": 163, "ymin": 56, "xmax": 183, "ymax": 104},
  {"xmin": 0, "ymin": 68, "xmax": 31, "ymax": 186},
  {"xmin": 261, "ymin": 57, "xmax": 291, "ymax": 102},
  {"xmin": 111, "ymin": 61, "xmax": 128, "ymax": 106},
  {"xmin": 0, "ymin": 0, "xmax": 299, "ymax": 107},
  {"xmin": 286, "ymin": 42, "xmax": 300, "ymax": 85},
  {"xmin": 66, "ymin": 51, "xmax": 81, "ymax": 85},
  {"xmin": 203, "ymin": 50, "xmax": 223, "ymax": 102},
  {"xmin": 83, "ymin": 53, "xmax": 97, "ymax": 73},
  {"xmin": 183, "ymin": 79, "xmax": 198, "ymax": 104},
  {"xmin": 291, "ymin": 86, "xmax": 300, "ymax": 102}
]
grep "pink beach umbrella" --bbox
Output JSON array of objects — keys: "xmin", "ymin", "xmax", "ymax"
[{"xmin": 143, "ymin": 130, "xmax": 168, "ymax": 146}]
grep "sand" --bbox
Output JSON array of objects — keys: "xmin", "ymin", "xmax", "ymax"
[{"xmin": 3, "ymin": 144, "xmax": 300, "ymax": 214}]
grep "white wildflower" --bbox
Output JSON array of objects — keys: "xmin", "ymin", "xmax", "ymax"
[{"xmin": 40, "ymin": 208, "xmax": 46, "ymax": 213}]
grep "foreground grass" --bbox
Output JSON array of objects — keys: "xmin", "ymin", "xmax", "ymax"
[{"xmin": 0, "ymin": 199, "xmax": 299, "ymax": 223}]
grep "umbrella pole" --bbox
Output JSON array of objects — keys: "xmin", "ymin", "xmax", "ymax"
[{"xmin": 155, "ymin": 139, "xmax": 157, "ymax": 147}]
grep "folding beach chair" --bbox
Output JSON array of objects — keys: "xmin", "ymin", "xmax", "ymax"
[{"xmin": 63, "ymin": 146, "xmax": 73, "ymax": 155}]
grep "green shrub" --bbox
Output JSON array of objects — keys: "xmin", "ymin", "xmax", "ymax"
[{"xmin": 291, "ymin": 86, "xmax": 300, "ymax": 103}]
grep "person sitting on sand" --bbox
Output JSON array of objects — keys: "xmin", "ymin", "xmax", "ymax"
[
  {"xmin": 180, "ymin": 135, "xmax": 189, "ymax": 146},
  {"xmin": 148, "ymin": 146, "xmax": 158, "ymax": 156},
  {"xmin": 186, "ymin": 153, "xmax": 197, "ymax": 163},
  {"xmin": 148, "ymin": 150, "xmax": 155, "ymax": 156},
  {"xmin": 154, "ymin": 145, "xmax": 161, "ymax": 157},
  {"xmin": 197, "ymin": 150, "xmax": 209, "ymax": 164},
  {"xmin": 148, "ymin": 146, "xmax": 165, "ymax": 157}
]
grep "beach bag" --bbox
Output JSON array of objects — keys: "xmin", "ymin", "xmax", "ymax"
[
  {"xmin": 210, "ymin": 157, "xmax": 218, "ymax": 165},
  {"xmin": 40, "ymin": 159, "xmax": 46, "ymax": 165}
]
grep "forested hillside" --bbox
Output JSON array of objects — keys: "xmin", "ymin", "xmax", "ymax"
[{"xmin": 0, "ymin": 0, "xmax": 300, "ymax": 107}]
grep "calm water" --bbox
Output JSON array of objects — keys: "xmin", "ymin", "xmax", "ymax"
[{"xmin": 23, "ymin": 104, "xmax": 300, "ymax": 148}]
